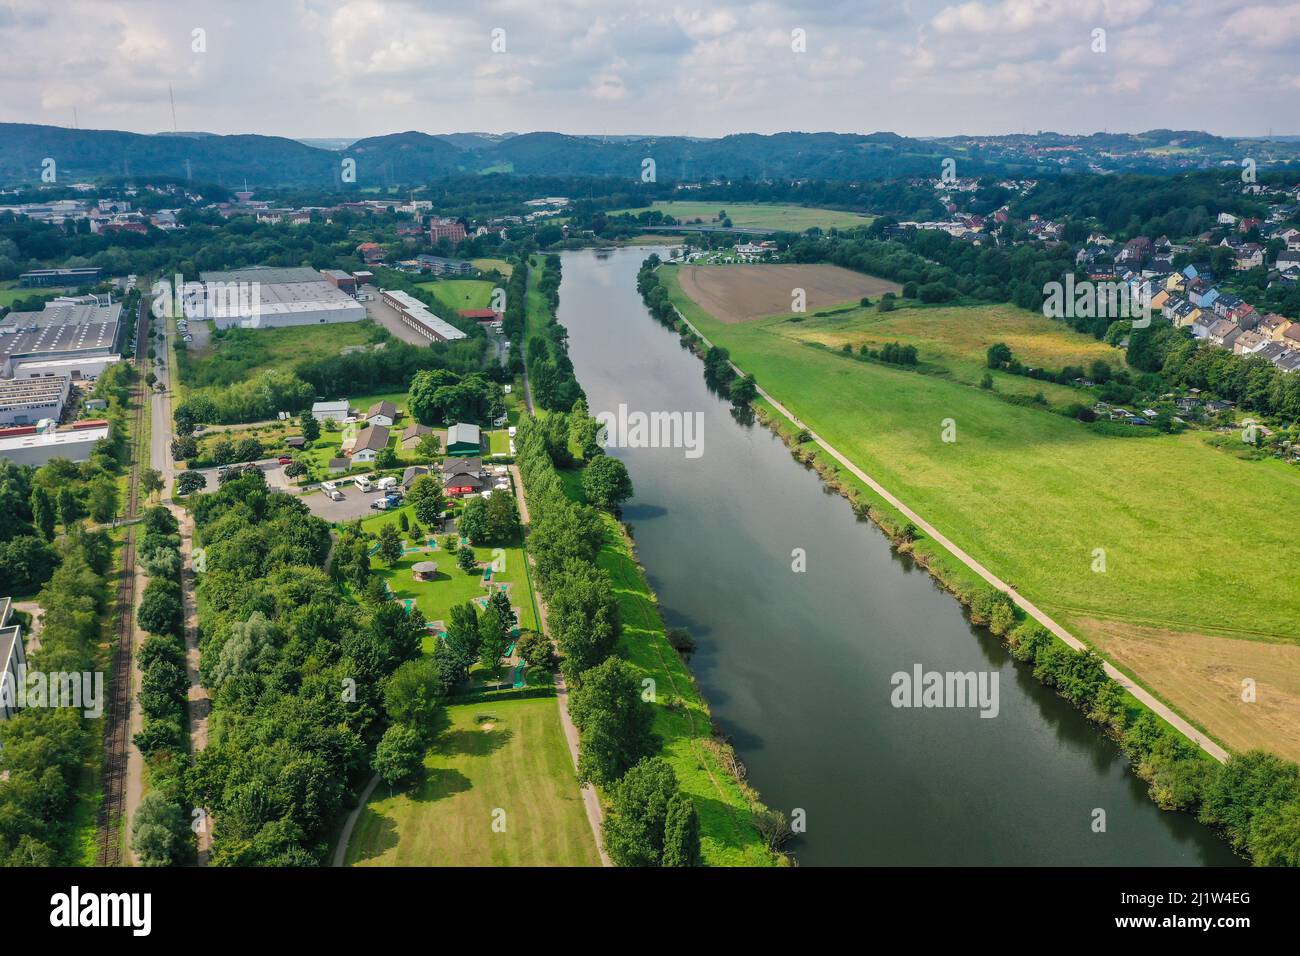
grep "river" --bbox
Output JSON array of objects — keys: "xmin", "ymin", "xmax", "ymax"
[{"xmin": 555, "ymin": 247, "xmax": 1240, "ymax": 866}]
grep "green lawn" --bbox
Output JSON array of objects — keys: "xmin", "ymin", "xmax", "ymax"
[
  {"xmin": 0, "ymin": 280, "xmax": 70, "ymax": 309},
  {"xmin": 415, "ymin": 279, "xmax": 497, "ymax": 317},
  {"xmin": 345, "ymin": 697, "xmax": 600, "ymax": 866},
  {"xmin": 610, "ymin": 201, "xmax": 875, "ymax": 233},
  {"xmin": 661, "ymin": 264, "xmax": 1300, "ymax": 645},
  {"xmin": 471, "ymin": 258, "xmax": 512, "ymax": 277}
]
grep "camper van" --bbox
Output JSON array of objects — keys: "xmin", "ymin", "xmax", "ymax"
[
  {"xmin": 354, "ymin": 475, "xmax": 373, "ymax": 493},
  {"xmin": 376, "ymin": 476, "xmax": 397, "ymax": 492}
]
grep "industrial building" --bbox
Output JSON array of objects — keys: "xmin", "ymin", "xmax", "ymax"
[
  {"xmin": 18, "ymin": 266, "xmax": 102, "ymax": 288},
  {"xmin": 0, "ymin": 419, "xmax": 110, "ymax": 467},
  {"xmin": 188, "ymin": 266, "xmax": 366, "ymax": 329},
  {"xmin": 0, "ymin": 597, "xmax": 27, "ymax": 723},
  {"xmin": 0, "ymin": 376, "xmax": 70, "ymax": 426},
  {"xmin": 0, "ymin": 296, "xmax": 124, "ymax": 380},
  {"xmin": 381, "ymin": 289, "xmax": 468, "ymax": 343}
]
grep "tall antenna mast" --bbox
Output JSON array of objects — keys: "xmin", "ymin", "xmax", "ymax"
[
  {"xmin": 169, "ymin": 84, "xmax": 178, "ymax": 132},
  {"xmin": 72, "ymin": 106, "xmax": 78, "ymax": 129}
]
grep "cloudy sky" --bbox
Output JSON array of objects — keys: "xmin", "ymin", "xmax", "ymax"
[{"xmin": 1, "ymin": 0, "xmax": 1297, "ymax": 140}]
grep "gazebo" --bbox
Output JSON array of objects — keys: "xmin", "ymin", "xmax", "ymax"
[{"xmin": 412, "ymin": 561, "xmax": 439, "ymax": 582}]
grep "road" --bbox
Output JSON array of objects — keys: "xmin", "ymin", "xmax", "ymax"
[{"xmin": 669, "ymin": 302, "xmax": 1230, "ymax": 765}]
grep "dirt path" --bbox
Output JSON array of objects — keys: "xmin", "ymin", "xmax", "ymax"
[
  {"xmin": 133, "ymin": 312, "xmax": 214, "ymax": 862},
  {"xmin": 670, "ymin": 301, "xmax": 1230, "ymax": 764}
]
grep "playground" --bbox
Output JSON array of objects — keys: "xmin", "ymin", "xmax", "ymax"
[{"xmin": 370, "ymin": 531, "xmax": 541, "ymax": 688}]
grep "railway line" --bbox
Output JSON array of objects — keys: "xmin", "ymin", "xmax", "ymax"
[{"xmin": 94, "ymin": 295, "xmax": 150, "ymax": 867}]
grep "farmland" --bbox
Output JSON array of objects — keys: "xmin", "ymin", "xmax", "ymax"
[
  {"xmin": 610, "ymin": 201, "xmax": 875, "ymax": 233},
  {"xmin": 676, "ymin": 263, "xmax": 900, "ymax": 323},
  {"xmin": 661, "ymin": 262, "xmax": 1300, "ymax": 761}
]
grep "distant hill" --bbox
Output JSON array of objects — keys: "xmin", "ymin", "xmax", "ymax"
[{"xmin": 1, "ymin": 122, "xmax": 1296, "ymax": 188}]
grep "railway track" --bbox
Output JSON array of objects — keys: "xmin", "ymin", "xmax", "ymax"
[{"xmin": 95, "ymin": 295, "xmax": 150, "ymax": 867}]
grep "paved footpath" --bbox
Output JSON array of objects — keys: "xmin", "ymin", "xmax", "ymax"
[{"xmin": 671, "ymin": 304, "xmax": 1229, "ymax": 765}]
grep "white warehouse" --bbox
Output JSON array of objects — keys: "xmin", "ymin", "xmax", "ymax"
[{"xmin": 187, "ymin": 266, "xmax": 366, "ymax": 329}]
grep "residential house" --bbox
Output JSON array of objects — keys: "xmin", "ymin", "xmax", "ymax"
[
  {"xmin": 347, "ymin": 425, "xmax": 390, "ymax": 463},
  {"xmin": 1149, "ymin": 288, "xmax": 1171, "ymax": 313},
  {"xmin": 1282, "ymin": 324, "xmax": 1300, "ymax": 352},
  {"xmin": 1276, "ymin": 251, "xmax": 1300, "ymax": 274},
  {"xmin": 401, "ymin": 422, "xmax": 434, "ymax": 452},
  {"xmin": 326, "ymin": 457, "xmax": 350, "ymax": 474},
  {"xmin": 1234, "ymin": 329, "xmax": 1268, "ymax": 355},
  {"xmin": 1258, "ymin": 313, "xmax": 1293, "ymax": 341},
  {"xmin": 1208, "ymin": 318, "xmax": 1243, "ymax": 350},
  {"xmin": 402, "ymin": 465, "xmax": 429, "ymax": 490},
  {"xmin": 1235, "ymin": 243, "xmax": 1264, "ymax": 271},
  {"xmin": 1192, "ymin": 312, "xmax": 1218, "ymax": 339},
  {"xmin": 1188, "ymin": 280, "xmax": 1220, "ymax": 310},
  {"xmin": 364, "ymin": 400, "xmax": 398, "ymax": 428}
]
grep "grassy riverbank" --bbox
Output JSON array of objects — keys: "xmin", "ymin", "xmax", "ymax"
[{"xmin": 659, "ymin": 262, "xmax": 1300, "ymax": 764}]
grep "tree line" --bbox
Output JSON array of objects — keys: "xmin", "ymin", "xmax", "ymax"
[{"xmin": 515, "ymin": 415, "xmax": 699, "ymax": 866}]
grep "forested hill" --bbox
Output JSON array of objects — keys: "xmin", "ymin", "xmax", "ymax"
[{"xmin": 2, "ymin": 123, "xmax": 1298, "ymax": 188}]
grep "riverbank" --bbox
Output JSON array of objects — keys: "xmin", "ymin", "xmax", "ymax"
[{"xmin": 638, "ymin": 254, "xmax": 1300, "ymax": 865}]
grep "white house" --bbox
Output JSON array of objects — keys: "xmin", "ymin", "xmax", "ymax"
[
  {"xmin": 348, "ymin": 425, "xmax": 390, "ymax": 463},
  {"xmin": 364, "ymin": 400, "xmax": 397, "ymax": 428}
]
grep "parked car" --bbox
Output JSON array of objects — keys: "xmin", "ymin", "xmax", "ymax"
[{"xmin": 277, "ymin": 456, "xmax": 293, "ymax": 465}]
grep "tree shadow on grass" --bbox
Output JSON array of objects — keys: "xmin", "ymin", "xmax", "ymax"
[{"xmin": 348, "ymin": 810, "xmax": 400, "ymax": 863}]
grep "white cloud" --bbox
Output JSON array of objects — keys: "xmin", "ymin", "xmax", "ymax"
[{"xmin": 0, "ymin": 0, "xmax": 1292, "ymax": 138}]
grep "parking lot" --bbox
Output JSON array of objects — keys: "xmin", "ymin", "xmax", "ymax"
[
  {"xmin": 187, "ymin": 458, "xmax": 294, "ymax": 493},
  {"xmin": 300, "ymin": 482, "xmax": 401, "ymax": 522}
]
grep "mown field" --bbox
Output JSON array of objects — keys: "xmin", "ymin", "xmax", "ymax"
[
  {"xmin": 345, "ymin": 697, "xmax": 600, "ymax": 866},
  {"xmin": 661, "ymin": 263, "xmax": 1300, "ymax": 760},
  {"xmin": 761, "ymin": 299, "xmax": 1126, "ymax": 409},
  {"xmin": 610, "ymin": 201, "xmax": 874, "ymax": 232},
  {"xmin": 415, "ymin": 279, "xmax": 497, "ymax": 317}
]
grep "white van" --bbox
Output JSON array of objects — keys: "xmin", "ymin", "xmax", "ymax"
[
  {"xmin": 507, "ymin": 426, "xmax": 516, "ymax": 438},
  {"xmin": 354, "ymin": 475, "xmax": 373, "ymax": 493}
]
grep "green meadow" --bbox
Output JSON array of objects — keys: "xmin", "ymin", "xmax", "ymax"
[
  {"xmin": 610, "ymin": 201, "xmax": 874, "ymax": 233},
  {"xmin": 345, "ymin": 697, "xmax": 599, "ymax": 866},
  {"xmin": 661, "ymin": 265, "xmax": 1300, "ymax": 646}
]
